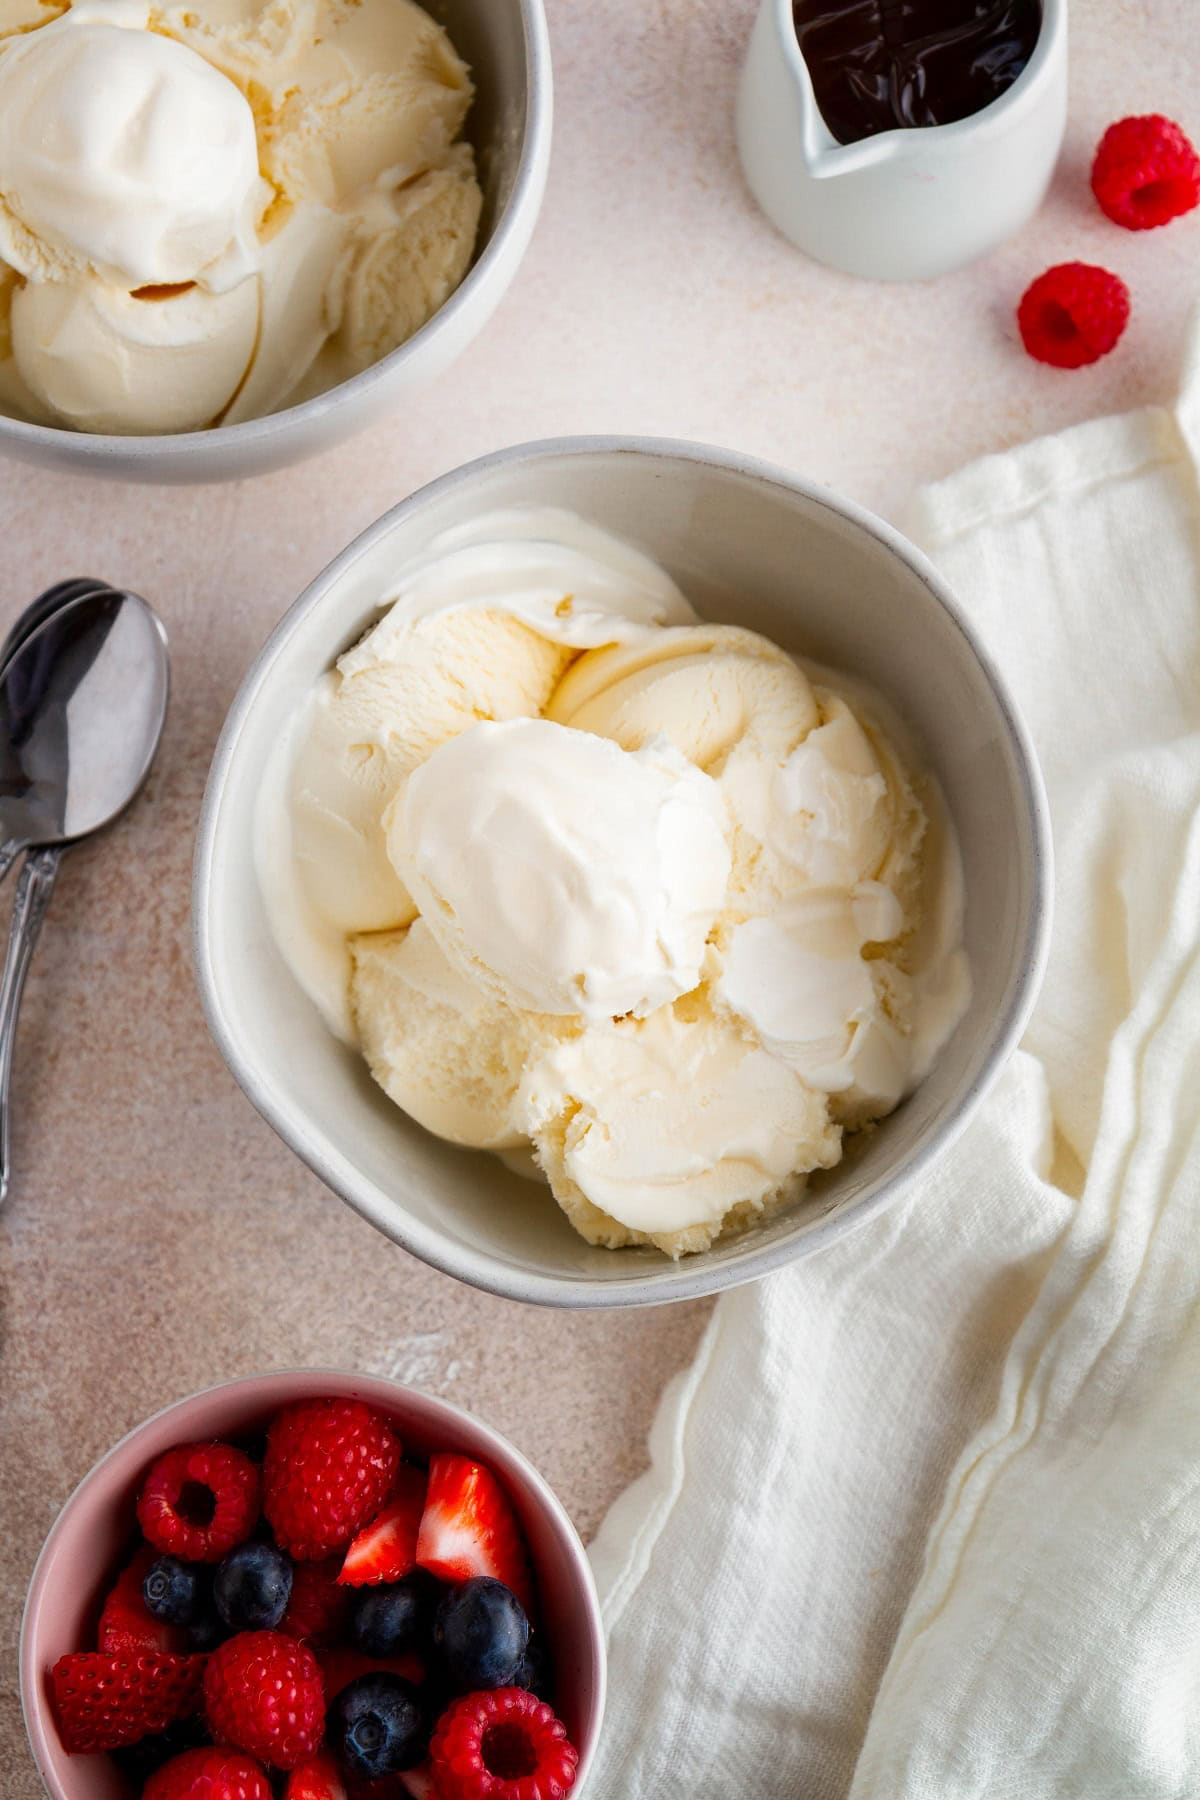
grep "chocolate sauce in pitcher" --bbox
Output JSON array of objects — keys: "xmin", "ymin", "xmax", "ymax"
[{"xmin": 792, "ymin": 0, "xmax": 1042, "ymax": 145}]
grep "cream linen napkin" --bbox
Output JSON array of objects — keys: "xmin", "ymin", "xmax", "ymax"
[{"xmin": 587, "ymin": 322, "xmax": 1200, "ymax": 1799}]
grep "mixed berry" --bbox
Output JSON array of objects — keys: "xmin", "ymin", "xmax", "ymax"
[{"xmin": 50, "ymin": 1397, "xmax": 580, "ymax": 1800}]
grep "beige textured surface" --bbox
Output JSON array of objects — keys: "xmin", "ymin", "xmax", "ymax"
[{"xmin": 0, "ymin": 0, "xmax": 1196, "ymax": 1788}]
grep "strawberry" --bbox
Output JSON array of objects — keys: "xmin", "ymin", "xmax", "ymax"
[
  {"xmin": 51, "ymin": 1650, "xmax": 207, "ymax": 1754},
  {"xmin": 339, "ymin": 1465, "xmax": 427, "ymax": 1587},
  {"xmin": 284, "ymin": 1751, "xmax": 349, "ymax": 1800},
  {"xmin": 264, "ymin": 1400, "xmax": 401, "ymax": 1561},
  {"xmin": 98, "ymin": 1546, "xmax": 190, "ymax": 1655},
  {"xmin": 316, "ymin": 1646, "xmax": 427, "ymax": 1702},
  {"xmin": 416, "ymin": 1456, "xmax": 534, "ymax": 1615},
  {"xmin": 280, "ymin": 1558, "xmax": 352, "ymax": 1646},
  {"xmin": 203, "ymin": 1631, "xmax": 325, "ymax": 1771}
]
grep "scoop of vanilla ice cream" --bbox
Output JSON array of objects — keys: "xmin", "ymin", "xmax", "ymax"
[
  {"xmin": 518, "ymin": 998, "xmax": 841, "ymax": 1256},
  {"xmin": 372, "ymin": 508, "xmax": 698, "ymax": 648},
  {"xmin": 161, "ymin": 0, "xmax": 475, "ymax": 208},
  {"xmin": 290, "ymin": 610, "xmax": 573, "ymax": 939},
  {"xmin": 350, "ymin": 920, "xmax": 552, "ymax": 1151},
  {"xmin": 221, "ymin": 203, "xmax": 348, "ymax": 426},
  {"xmin": 335, "ymin": 148, "xmax": 482, "ymax": 377},
  {"xmin": 711, "ymin": 886, "xmax": 913, "ymax": 1122},
  {"xmin": 390, "ymin": 718, "xmax": 732, "ymax": 1022},
  {"xmin": 547, "ymin": 622, "xmax": 820, "ymax": 764},
  {"xmin": 11, "ymin": 276, "xmax": 258, "ymax": 432},
  {"xmin": 0, "ymin": 9, "xmax": 263, "ymax": 290}
]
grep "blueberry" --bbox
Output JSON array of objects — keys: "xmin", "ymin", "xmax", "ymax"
[
  {"xmin": 329, "ymin": 1673, "xmax": 426, "ymax": 1779},
  {"xmin": 142, "ymin": 1556, "xmax": 206, "ymax": 1626},
  {"xmin": 213, "ymin": 1541, "xmax": 293, "ymax": 1631},
  {"xmin": 515, "ymin": 1634, "xmax": 554, "ymax": 1702},
  {"xmin": 434, "ymin": 1577, "xmax": 529, "ymax": 1691},
  {"xmin": 351, "ymin": 1570, "xmax": 441, "ymax": 1658}
]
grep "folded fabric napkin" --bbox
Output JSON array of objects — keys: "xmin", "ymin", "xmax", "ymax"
[{"xmin": 587, "ymin": 318, "xmax": 1200, "ymax": 1798}]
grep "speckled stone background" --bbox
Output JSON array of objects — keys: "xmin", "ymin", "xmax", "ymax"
[{"xmin": 0, "ymin": 0, "xmax": 1196, "ymax": 1790}]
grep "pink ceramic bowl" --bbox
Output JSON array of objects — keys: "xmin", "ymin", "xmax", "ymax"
[{"xmin": 20, "ymin": 1369, "xmax": 605, "ymax": 1799}]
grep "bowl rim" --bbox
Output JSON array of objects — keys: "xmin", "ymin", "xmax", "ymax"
[
  {"xmin": 192, "ymin": 433, "xmax": 1054, "ymax": 1309},
  {"xmin": 0, "ymin": 0, "xmax": 552, "ymax": 469},
  {"xmin": 19, "ymin": 1366, "xmax": 607, "ymax": 1798}
]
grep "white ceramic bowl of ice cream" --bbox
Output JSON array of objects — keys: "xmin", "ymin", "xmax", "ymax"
[
  {"xmin": 194, "ymin": 436, "xmax": 1052, "ymax": 1308},
  {"xmin": 0, "ymin": 0, "xmax": 550, "ymax": 482}
]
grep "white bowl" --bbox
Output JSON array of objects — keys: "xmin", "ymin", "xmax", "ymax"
[
  {"xmin": 194, "ymin": 437, "xmax": 1052, "ymax": 1308},
  {"xmin": 0, "ymin": 0, "xmax": 551, "ymax": 484}
]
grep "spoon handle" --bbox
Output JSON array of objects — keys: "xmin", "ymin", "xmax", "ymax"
[
  {"xmin": 0, "ymin": 840, "xmax": 24, "ymax": 887},
  {"xmin": 0, "ymin": 845, "xmax": 61, "ymax": 1210}
]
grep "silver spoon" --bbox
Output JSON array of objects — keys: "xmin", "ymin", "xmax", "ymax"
[{"xmin": 0, "ymin": 586, "xmax": 169, "ymax": 1206}]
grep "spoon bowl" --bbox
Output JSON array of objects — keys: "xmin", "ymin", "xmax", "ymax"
[{"xmin": 0, "ymin": 588, "xmax": 169, "ymax": 854}]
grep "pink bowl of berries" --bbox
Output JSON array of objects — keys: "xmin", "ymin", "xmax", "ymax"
[{"xmin": 19, "ymin": 1370, "xmax": 604, "ymax": 1800}]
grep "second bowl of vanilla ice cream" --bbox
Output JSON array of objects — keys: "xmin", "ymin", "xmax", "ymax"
[
  {"xmin": 0, "ymin": 0, "xmax": 550, "ymax": 478},
  {"xmin": 195, "ymin": 438, "xmax": 1050, "ymax": 1306}
]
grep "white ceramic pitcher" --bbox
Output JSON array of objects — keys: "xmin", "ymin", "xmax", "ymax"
[{"xmin": 737, "ymin": 0, "xmax": 1068, "ymax": 282}]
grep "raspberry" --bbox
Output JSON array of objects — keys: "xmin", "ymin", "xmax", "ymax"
[
  {"xmin": 1017, "ymin": 262, "xmax": 1130, "ymax": 369},
  {"xmin": 279, "ymin": 1558, "xmax": 352, "ymax": 1646},
  {"xmin": 144, "ymin": 1747, "xmax": 273, "ymax": 1800},
  {"xmin": 430, "ymin": 1688, "xmax": 578, "ymax": 1800},
  {"xmin": 51, "ymin": 1651, "xmax": 207, "ymax": 1754},
  {"xmin": 203, "ymin": 1631, "xmax": 326, "ymax": 1770},
  {"xmin": 139, "ymin": 1443, "xmax": 261, "ymax": 1565},
  {"xmin": 1092, "ymin": 114, "xmax": 1200, "ymax": 229},
  {"xmin": 264, "ymin": 1400, "xmax": 400, "ymax": 1561}
]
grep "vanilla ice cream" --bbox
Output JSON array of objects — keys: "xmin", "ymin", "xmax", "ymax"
[
  {"xmin": 0, "ymin": 0, "xmax": 481, "ymax": 433},
  {"xmin": 261, "ymin": 507, "xmax": 972, "ymax": 1258},
  {"xmin": 391, "ymin": 718, "xmax": 732, "ymax": 1022}
]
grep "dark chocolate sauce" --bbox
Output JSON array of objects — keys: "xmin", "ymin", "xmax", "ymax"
[{"xmin": 792, "ymin": 0, "xmax": 1042, "ymax": 145}]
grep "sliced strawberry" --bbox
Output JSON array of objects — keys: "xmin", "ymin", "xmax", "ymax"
[
  {"xmin": 339, "ymin": 1464, "xmax": 428, "ymax": 1588},
  {"xmin": 97, "ymin": 1546, "xmax": 190, "ymax": 1655},
  {"xmin": 285, "ymin": 1751, "xmax": 349, "ymax": 1800},
  {"xmin": 51, "ymin": 1650, "xmax": 207, "ymax": 1754},
  {"xmin": 316, "ymin": 1646, "xmax": 427, "ymax": 1703},
  {"xmin": 415, "ymin": 1455, "xmax": 534, "ymax": 1615},
  {"xmin": 280, "ymin": 1557, "xmax": 352, "ymax": 1645}
]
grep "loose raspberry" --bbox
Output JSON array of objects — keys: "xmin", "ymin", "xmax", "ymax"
[
  {"xmin": 1092, "ymin": 114, "xmax": 1200, "ymax": 229},
  {"xmin": 280, "ymin": 1558, "xmax": 352, "ymax": 1646},
  {"xmin": 144, "ymin": 1746, "xmax": 272, "ymax": 1800},
  {"xmin": 203, "ymin": 1631, "xmax": 325, "ymax": 1770},
  {"xmin": 1017, "ymin": 262, "xmax": 1130, "ymax": 369},
  {"xmin": 51, "ymin": 1651, "xmax": 207, "ymax": 1754},
  {"xmin": 139, "ymin": 1443, "xmax": 261, "ymax": 1565},
  {"xmin": 430, "ymin": 1688, "xmax": 578, "ymax": 1800},
  {"xmin": 264, "ymin": 1400, "xmax": 401, "ymax": 1562}
]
